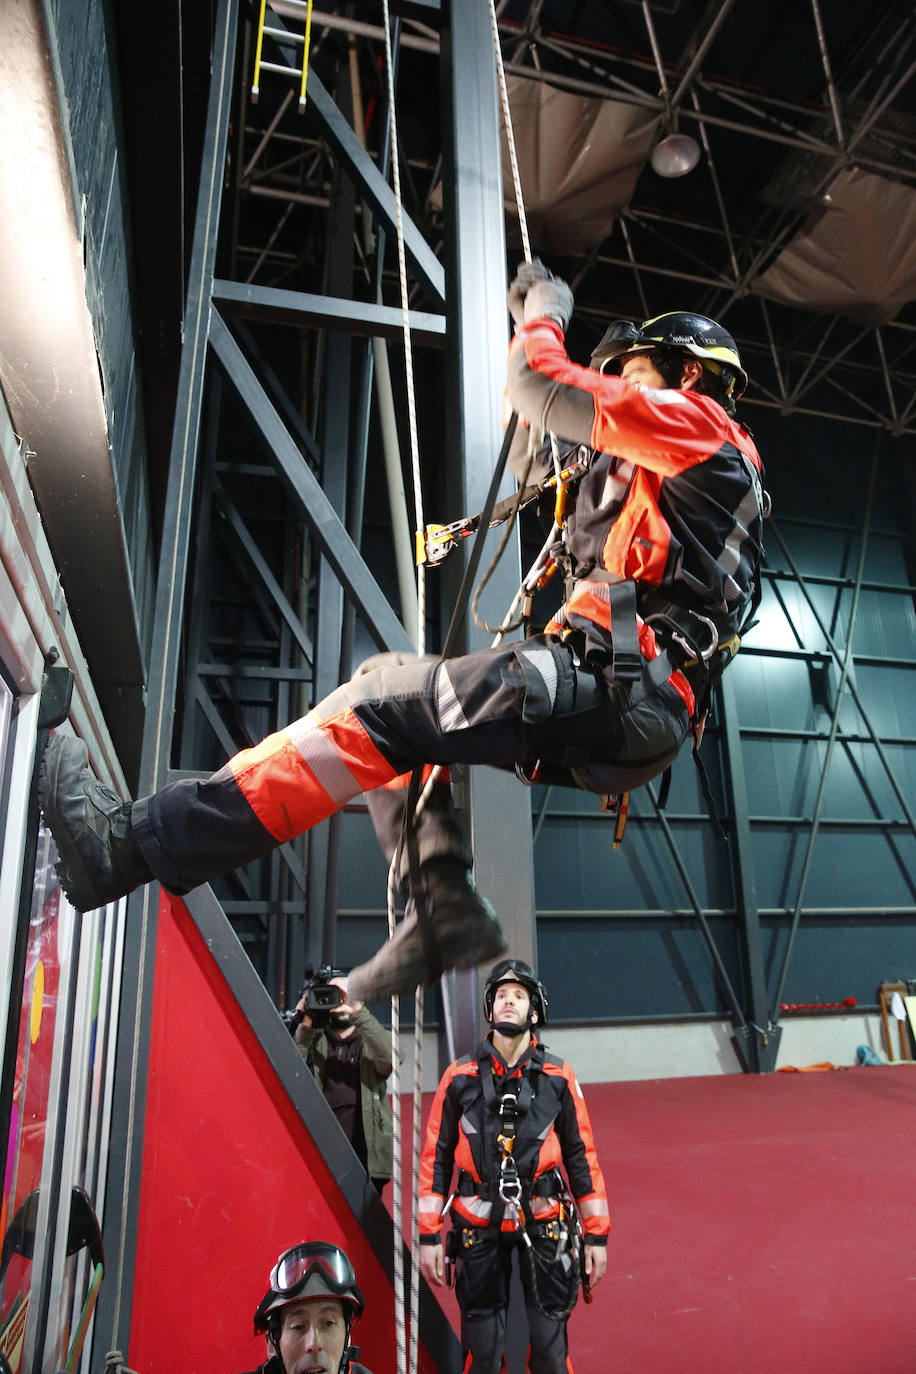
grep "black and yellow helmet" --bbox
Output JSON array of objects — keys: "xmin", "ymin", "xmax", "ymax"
[{"xmin": 590, "ymin": 311, "xmax": 748, "ymax": 413}]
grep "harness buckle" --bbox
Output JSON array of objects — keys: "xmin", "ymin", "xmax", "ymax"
[
  {"xmin": 498, "ymin": 1091, "xmax": 520, "ymax": 1121},
  {"xmin": 498, "ymin": 1159, "xmax": 523, "ymax": 1207}
]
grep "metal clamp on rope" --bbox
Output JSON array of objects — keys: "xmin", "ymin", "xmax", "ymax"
[{"xmin": 416, "ymin": 521, "xmax": 467, "ymax": 568}]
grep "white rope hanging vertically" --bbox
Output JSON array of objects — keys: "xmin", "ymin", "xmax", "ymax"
[
  {"xmin": 375, "ymin": 9, "xmax": 545, "ymax": 1374},
  {"xmin": 488, "ymin": 0, "xmax": 531, "ymax": 266},
  {"xmin": 380, "ymin": 5, "xmax": 426, "ymax": 1374}
]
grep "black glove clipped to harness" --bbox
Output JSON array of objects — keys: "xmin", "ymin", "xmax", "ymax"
[{"xmin": 507, "ymin": 258, "xmax": 574, "ymax": 331}]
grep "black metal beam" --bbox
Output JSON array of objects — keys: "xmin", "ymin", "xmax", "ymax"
[
  {"xmin": 213, "ymin": 482, "xmax": 315, "ymax": 662},
  {"xmin": 310, "ymin": 121, "xmax": 356, "ymax": 971},
  {"xmin": 138, "ymin": 0, "xmax": 238, "ymax": 795},
  {"xmin": 439, "ymin": 0, "xmax": 536, "ymax": 1062},
  {"xmin": 302, "ymin": 69, "xmax": 445, "ymax": 306},
  {"xmin": 213, "ymin": 279, "xmax": 446, "ymax": 345},
  {"xmin": 208, "ymin": 308, "xmax": 414, "ymax": 655},
  {"xmin": 719, "ymin": 674, "xmax": 781, "ymax": 1073}
]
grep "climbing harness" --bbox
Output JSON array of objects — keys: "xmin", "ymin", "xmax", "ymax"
[{"xmin": 451, "ymin": 1050, "xmax": 586, "ymax": 1321}]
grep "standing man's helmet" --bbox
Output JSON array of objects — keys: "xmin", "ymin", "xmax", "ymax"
[
  {"xmin": 484, "ymin": 958, "xmax": 549, "ymax": 1025},
  {"xmin": 254, "ymin": 1241, "xmax": 365, "ymax": 1373},
  {"xmin": 590, "ymin": 311, "xmax": 748, "ymax": 414}
]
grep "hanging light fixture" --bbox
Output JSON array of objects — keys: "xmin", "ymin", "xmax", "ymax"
[{"xmin": 650, "ymin": 113, "xmax": 701, "ymax": 178}]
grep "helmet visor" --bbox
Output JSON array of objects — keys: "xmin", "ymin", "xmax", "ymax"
[
  {"xmin": 271, "ymin": 1242, "xmax": 356, "ymax": 1296},
  {"xmin": 589, "ymin": 320, "xmax": 639, "ymax": 366}
]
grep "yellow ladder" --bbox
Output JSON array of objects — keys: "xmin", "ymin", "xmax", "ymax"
[{"xmin": 251, "ymin": 0, "xmax": 314, "ymax": 109}]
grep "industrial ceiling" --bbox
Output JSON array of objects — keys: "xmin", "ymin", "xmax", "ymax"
[{"xmin": 110, "ymin": 2, "xmax": 916, "ymax": 517}]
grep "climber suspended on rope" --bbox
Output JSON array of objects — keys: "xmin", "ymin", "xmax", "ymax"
[{"xmin": 38, "ymin": 259, "xmax": 766, "ymax": 1005}]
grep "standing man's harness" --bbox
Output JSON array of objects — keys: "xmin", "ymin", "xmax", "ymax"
[{"xmin": 446, "ymin": 1047, "xmax": 590, "ymax": 1317}]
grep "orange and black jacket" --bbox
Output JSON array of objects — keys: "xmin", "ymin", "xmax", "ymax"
[
  {"xmin": 506, "ymin": 318, "xmax": 766, "ymax": 705},
  {"xmin": 418, "ymin": 1036, "xmax": 609, "ymax": 1244}
]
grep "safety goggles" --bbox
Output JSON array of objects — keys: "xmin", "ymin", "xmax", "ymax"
[
  {"xmin": 596, "ymin": 320, "xmax": 641, "ymax": 350},
  {"xmin": 269, "ymin": 1242, "xmax": 356, "ymax": 1296},
  {"xmin": 589, "ymin": 320, "xmax": 653, "ymax": 371}
]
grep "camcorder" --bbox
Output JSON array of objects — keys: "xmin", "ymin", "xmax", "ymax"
[{"xmin": 282, "ymin": 964, "xmax": 348, "ymax": 1034}]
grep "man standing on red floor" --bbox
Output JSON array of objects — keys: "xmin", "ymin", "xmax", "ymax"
[{"xmin": 418, "ymin": 959, "xmax": 608, "ymax": 1373}]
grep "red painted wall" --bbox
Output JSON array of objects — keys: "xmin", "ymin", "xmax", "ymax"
[{"xmin": 129, "ymin": 894, "xmax": 434, "ymax": 1374}]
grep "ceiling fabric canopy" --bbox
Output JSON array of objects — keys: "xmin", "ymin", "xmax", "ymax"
[
  {"xmin": 751, "ymin": 167, "xmax": 916, "ymax": 326},
  {"xmin": 501, "ymin": 75, "xmax": 662, "ymax": 255}
]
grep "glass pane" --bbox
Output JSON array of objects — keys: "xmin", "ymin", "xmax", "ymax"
[{"xmin": 0, "ymin": 823, "xmax": 63, "ymax": 1371}]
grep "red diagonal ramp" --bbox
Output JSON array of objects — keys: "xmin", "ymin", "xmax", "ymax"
[{"xmin": 128, "ymin": 888, "xmax": 460, "ymax": 1374}]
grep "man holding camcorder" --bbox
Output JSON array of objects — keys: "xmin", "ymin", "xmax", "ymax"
[{"xmin": 292, "ymin": 970, "xmax": 398, "ymax": 1195}]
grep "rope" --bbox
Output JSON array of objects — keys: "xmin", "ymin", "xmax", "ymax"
[
  {"xmin": 487, "ymin": 0, "xmax": 531, "ymax": 262},
  {"xmin": 381, "ymin": 0, "xmax": 426, "ymax": 656},
  {"xmin": 377, "ymin": 10, "xmax": 544, "ymax": 1373},
  {"xmin": 380, "ymin": 6, "xmax": 426, "ymax": 1371}
]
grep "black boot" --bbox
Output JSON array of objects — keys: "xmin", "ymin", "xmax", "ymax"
[
  {"xmin": 39, "ymin": 735, "xmax": 152, "ymax": 912},
  {"xmin": 348, "ymin": 857, "xmax": 507, "ymax": 1002}
]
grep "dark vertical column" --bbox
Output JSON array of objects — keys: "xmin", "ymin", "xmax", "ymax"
[
  {"xmin": 719, "ymin": 675, "xmax": 781, "ymax": 1072},
  {"xmin": 178, "ymin": 377, "xmax": 223, "ymax": 767},
  {"xmin": 307, "ymin": 69, "xmax": 357, "ymax": 971},
  {"xmin": 90, "ymin": 1, "xmax": 239, "ymax": 1364},
  {"xmin": 439, "ymin": 3, "xmax": 536, "ymax": 1049}
]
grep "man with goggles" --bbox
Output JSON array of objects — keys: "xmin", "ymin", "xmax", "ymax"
[{"xmin": 240, "ymin": 1242, "xmax": 371, "ymax": 1374}]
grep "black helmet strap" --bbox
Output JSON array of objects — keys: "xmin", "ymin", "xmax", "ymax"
[{"xmin": 491, "ymin": 1016, "xmax": 531, "ymax": 1037}]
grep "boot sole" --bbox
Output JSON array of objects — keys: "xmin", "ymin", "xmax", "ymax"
[
  {"xmin": 38, "ymin": 734, "xmax": 100, "ymax": 912},
  {"xmin": 349, "ymin": 909, "xmax": 508, "ymax": 1002}
]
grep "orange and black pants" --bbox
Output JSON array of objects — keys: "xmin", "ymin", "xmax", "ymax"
[{"xmin": 131, "ymin": 636, "xmax": 689, "ymax": 895}]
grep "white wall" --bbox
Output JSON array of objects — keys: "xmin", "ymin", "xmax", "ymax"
[
  {"xmin": 412, "ymin": 1011, "xmax": 894, "ymax": 1089},
  {"xmin": 543, "ymin": 1012, "xmax": 891, "ymax": 1083}
]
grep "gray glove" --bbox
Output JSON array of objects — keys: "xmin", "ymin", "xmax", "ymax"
[{"xmin": 507, "ymin": 258, "xmax": 574, "ymax": 331}]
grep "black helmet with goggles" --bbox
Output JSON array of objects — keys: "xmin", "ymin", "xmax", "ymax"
[
  {"xmin": 590, "ymin": 311, "xmax": 748, "ymax": 414},
  {"xmin": 484, "ymin": 958, "xmax": 549, "ymax": 1026},
  {"xmin": 254, "ymin": 1241, "xmax": 365, "ymax": 1373}
]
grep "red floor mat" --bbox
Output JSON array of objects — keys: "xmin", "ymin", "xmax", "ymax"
[{"xmin": 394, "ymin": 1065, "xmax": 916, "ymax": 1373}]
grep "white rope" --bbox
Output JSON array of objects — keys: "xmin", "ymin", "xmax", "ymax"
[
  {"xmin": 380, "ymin": 5, "xmax": 426, "ymax": 1372},
  {"xmin": 377, "ymin": 11, "xmax": 543, "ymax": 1374},
  {"xmin": 381, "ymin": 0, "xmax": 426, "ymax": 657},
  {"xmin": 488, "ymin": 0, "xmax": 531, "ymax": 264}
]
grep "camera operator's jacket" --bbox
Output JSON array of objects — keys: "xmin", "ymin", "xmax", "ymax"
[
  {"xmin": 297, "ymin": 1006, "xmax": 396, "ymax": 1181},
  {"xmin": 506, "ymin": 317, "xmax": 766, "ymax": 710},
  {"xmin": 418, "ymin": 1035, "xmax": 609, "ymax": 1243}
]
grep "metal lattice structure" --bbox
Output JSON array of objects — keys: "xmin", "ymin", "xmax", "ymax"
[{"xmin": 89, "ymin": 0, "xmax": 915, "ymax": 1074}]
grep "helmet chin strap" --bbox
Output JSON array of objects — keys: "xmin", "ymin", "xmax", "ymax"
[{"xmin": 491, "ymin": 1015, "xmax": 534, "ymax": 1038}]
